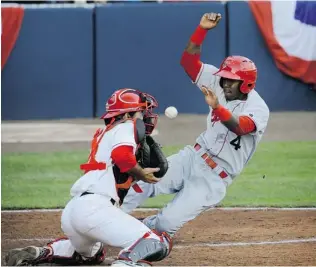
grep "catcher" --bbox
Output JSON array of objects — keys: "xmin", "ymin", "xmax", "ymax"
[{"xmin": 5, "ymin": 88, "xmax": 171, "ymax": 267}]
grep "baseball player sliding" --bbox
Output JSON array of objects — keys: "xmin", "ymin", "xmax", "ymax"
[
  {"xmin": 121, "ymin": 12, "xmax": 270, "ymax": 234},
  {"xmin": 5, "ymin": 89, "xmax": 172, "ymax": 266},
  {"xmin": 5, "ymin": 12, "xmax": 269, "ymax": 266}
]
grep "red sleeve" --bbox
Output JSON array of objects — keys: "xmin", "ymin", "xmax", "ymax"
[
  {"xmin": 180, "ymin": 26, "xmax": 207, "ymax": 82},
  {"xmin": 180, "ymin": 52, "xmax": 202, "ymax": 82},
  {"xmin": 111, "ymin": 145, "xmax": 137, "ymax": 173},
  {"xmin": 213, "ymin": 105, "xmax": 256, "ymax": 135},
  {"xmin": 235, "ymin": 116, "xmax": 256, "ymax": 135}
]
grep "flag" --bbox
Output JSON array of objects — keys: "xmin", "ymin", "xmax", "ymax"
[
  {"xmin": 1, "ymin": 6, "xmax": 24, "ymax": 70},
  {"xmin": 249, "ymin": 1, "xmax": 316, "ymax": 85}
]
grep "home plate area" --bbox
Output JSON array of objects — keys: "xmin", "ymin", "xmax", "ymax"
[{"xmin": 2, "ymin": 209, "xmax": 316, "ymax": 266}]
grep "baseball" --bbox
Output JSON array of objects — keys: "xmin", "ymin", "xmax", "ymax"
[{"xmin": 165, "ymin": 106, "xmax": 178, "ymax": 119}]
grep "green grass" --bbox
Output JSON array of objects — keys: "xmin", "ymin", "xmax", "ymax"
[{"xmin": 2, "ymin": 142, "xmax": 316, "ymax": 209}]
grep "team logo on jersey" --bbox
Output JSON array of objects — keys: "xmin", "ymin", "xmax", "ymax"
[{"xmin": 211, "ymin": 110, "xmax": 220, "ymax": 123}]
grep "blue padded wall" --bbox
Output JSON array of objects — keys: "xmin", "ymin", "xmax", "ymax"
[
  {"xmin": 2, "ymin": 7, "xmax": 94, "ymax": 120},
  {"xmin": 95, "ymin": 2, "xmax": 227, "ymax": 116}
]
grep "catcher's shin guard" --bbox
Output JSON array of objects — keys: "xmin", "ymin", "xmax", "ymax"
[
  {"xmin": 47, "ymin": 237, "xmax": 106, "ymax": 265},
  {"xmin": 116, "ymin": 230, "xmax": 172, "ymax": 265}
]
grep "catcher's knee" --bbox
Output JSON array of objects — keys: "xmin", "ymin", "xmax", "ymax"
[{"xmin": 118, "ymin": 231, "xmax": 172, "ymax": 264}]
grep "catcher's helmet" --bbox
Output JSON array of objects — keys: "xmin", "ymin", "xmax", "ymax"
[
  {"xmin": 100, "ymin": 88, "xmax": 158, "ymax": 134},
  {"xmin": 214, "ymin": 56, "xmax": 257, "ymax": 94}
]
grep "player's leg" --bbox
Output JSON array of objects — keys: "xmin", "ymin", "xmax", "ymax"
[
  {"xmin": 56, "ymin": 196, "xmax": 107, "ymax": 264},
  {"xmin": 110, "ymin": 228, "xmax": 172, "ymax": 267},
  {"xmin": 7, "ymin": 193, "xmax": 172, "ymax": 266},
  {"xmin": 5, "ymin": 238, "xmax": 106, "ymax": 266},
  {"xmin": 120, "ymin": 180, "xmax": 154, "ymax": 214},
  {"xmin": 5, "ymin": 239, "xmax": 106, "ymax": 266},
  {"xmin": 122, "ymin": 147, "xmax": 191, "ymax": 213},
  {"xmin": 4, "ymin": 245, "xmax": 53, "ymax": 266},
  {"xmin": 4, "ymin": 196, "xmax": 106, "ymax": 266},
  {"xmin": 4, "ymin": 187, "xmax": 173, "ymax": 267},
  {"xmin": 67, "ymin": 193, "xmax": 172, "ymax": 266},
  {"xmin": 143, "ymin": 154, "xmax": 227, "ymax": 236}
]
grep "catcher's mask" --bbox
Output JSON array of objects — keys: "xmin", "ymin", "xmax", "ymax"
[{"xmin": 100, "ymin": 88, "xmax": 159, "ymax": 134}]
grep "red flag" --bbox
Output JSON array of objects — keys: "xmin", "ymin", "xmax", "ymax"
[{"xmin": 1, "ymin": 7, "xmax": 24, "ymax": 70}]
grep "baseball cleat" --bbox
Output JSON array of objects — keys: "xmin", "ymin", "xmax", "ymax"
[{"xmin": 5, "ymin": 246, "xmax": 52, "ymax": 266}]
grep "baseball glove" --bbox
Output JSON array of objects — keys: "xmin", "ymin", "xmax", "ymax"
[{"xmin": 137, "ymin": 135, "xmax": 169, "ymax": 178}]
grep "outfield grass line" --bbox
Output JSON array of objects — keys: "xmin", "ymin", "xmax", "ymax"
[
  {"xmin": 4, "ymin": 237, "xmax": 316, "ymax": 248},
  {"xmin": 2, "ymin": 207, "xmax": 316, "ymax": 213}
]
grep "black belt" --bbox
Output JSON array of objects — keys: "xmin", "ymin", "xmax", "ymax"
[{"xmin": 80, "ymin": 191, "xmax": 116, "ymax": 206}]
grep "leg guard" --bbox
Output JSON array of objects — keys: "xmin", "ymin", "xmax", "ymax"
[
  {"xmin": 117, "ymin": 230, "xmax": 172, "ymax": 264},
  {"xmin": 46, "ymin": 237, "xmax": 106, "ymax": 265}
]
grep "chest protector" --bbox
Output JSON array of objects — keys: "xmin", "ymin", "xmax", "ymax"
[{"xmin": 80, "ymin": 118, "xmax": 146, "ymax": 204}]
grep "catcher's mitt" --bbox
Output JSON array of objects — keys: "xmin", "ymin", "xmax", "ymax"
[{"xmin": 137, "ymin": 135, "xmax": 169, "ymax": 178}]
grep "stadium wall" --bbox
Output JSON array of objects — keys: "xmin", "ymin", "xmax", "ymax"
[{"xmin": 2, "ymin": 2, "xmax": 315, "ymax": 120}]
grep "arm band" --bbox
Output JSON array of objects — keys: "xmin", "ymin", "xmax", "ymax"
[
  {"xmin": 213, "ymin": 105, "xmax": 232, "ymax": 121},
  {"xmin": 190, "ymin": 26, "xmax": 208, "ymax": 45}
]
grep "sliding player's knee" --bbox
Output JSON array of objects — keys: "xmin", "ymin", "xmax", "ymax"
[{"xmin": 155, "ymin": 214, "xmax": 182, "ymax": 237}]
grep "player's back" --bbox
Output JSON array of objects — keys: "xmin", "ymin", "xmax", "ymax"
[{"xmin": 70, "ymin": 121, "xmax": 137, "ymax": 200}]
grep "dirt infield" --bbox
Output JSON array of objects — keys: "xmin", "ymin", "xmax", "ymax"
[{"xmin": 2, "ymin": 209, "xmax": 316, "ymax": 266}]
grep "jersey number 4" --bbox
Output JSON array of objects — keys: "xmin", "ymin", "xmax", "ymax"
[{"xmin": 230, "ymin": 136, "xmax": 241, "ymax": 150}]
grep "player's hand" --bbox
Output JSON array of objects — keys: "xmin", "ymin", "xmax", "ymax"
[
  {"xmin": 201, "ymin": 86, "xmax": 219, "ymax": 109},
  {"xmin": 142, "ymin": 167, "xmax": 160, "ymax": 184},
  {"xmin": 200, "ymin": 13, "xmax": 221, "ymax": 30}
]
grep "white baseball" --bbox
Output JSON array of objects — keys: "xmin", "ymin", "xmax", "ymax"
[{"xmin": 165, "ymin": 106, "xmax": 178, "ymax": 119}]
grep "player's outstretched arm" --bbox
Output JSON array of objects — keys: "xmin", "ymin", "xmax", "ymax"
[
  {"xmin": 201, "ymin": 86, "xmax": 256, "ymax": 135},
  {"xmin": 180, "ymin": 13, "xmax": 221, "ymax": 82}
]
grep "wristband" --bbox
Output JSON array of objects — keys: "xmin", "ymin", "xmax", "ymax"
[
  {"xmin": 213, "ymin": 105, "xmax": 232, "ymax": 122},
  {"xmin": 190, "ymin": 26, "xmax": 208, "ymax": 45}
]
